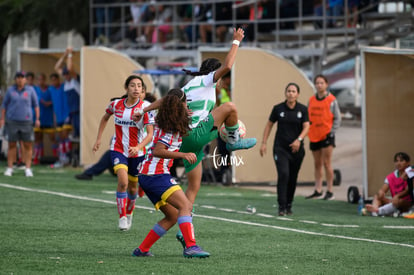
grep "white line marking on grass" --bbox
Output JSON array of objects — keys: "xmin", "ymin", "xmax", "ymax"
[
  {"xmin": 321, "ymin": 223, "xmax": 359, "ymax": 228},
  {"xmin": 0, "ymin": 183, "xmax": 154, "ymax": 209},
  {"xmin": 206, "ymin": 192, "xmax": 242, "ymax": 197},
  {"xmin": 256, "ymin": 213, "xmax": 275, "ymax": 218},
  {"xmin": 2, "ymin": 183, "xmax": 414, "ymax": 249},
  {"xmin": 200, "ymin": 205, "xmax": 217, "ymax": 209},
  {"xmin": 195, "ymin": 214, "xmax": 414, "ymax": 249},
  {"xmin": 277, "ymin": 217, "xmax": 294, "ymax": 221},
  {"xmin": 383, "ymin": 226, "xmax": 414, "ymax": 229},
  {"xmin": 299, "ymin": 220, "xmax": 319, "ymax": 224}
]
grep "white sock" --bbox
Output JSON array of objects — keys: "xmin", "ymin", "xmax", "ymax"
[
  {"xmin": 225, "ymin": 124, "xmax": 240, "ymax": 144},
  {"xmin": 378, "ymin": 203, "xmax": 397, "ymax": 216}
]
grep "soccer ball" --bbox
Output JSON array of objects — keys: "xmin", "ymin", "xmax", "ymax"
[{"xmin": 219, "ymin": 120, "xmax": 246, "ymax": 143}]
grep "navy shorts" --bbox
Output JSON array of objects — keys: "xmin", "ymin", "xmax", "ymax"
[
  {"xmin": 111, "ymin": 151, "xmax": 144, "ymax": 182},
  {"xmin": 138, "ymin": 174, "xmax": 182, "ymax": 210}
]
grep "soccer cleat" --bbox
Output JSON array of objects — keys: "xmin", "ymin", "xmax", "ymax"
[
  {"xmin": 4, "ymin": 168, "xmax": 13, "ymax": 176},
  {"xmin": 25, "ymin": 168, "xmax": 33, "ymax": 177},
  {"xmin": 50, "ymin": 161, "xmax": 63, "ymax": 168},
  {"xmin": 305, "ymin": 190, "xmax": 324, "ymax": 199},
  {"xmin": 226, "ymin": 138, "xmax": 257, "ymax": 151},
  {"xmin": 132, "ymin": 248, "xmax": 153, "ymax": 257},
  {"xmin": 126, "ymin": 214, "xmax": 133, "ymax": 230},
  {"xmin": 119, "ymin": 216, "xmax": 129, "ymax": 231},
  {"xmin": 183, "ymin": 245, "xmax": 210, "ymax": 258},
  {"xmin": 403, "ymin": 212, "xmax": 414, "ymax": 219},
  {"xmin": 323, "ymin": 191, "xmax": 335, "ymax": 201},
  {"xmin": 176, "ymin": 231, "xmax": 186, "ymax": 249}
]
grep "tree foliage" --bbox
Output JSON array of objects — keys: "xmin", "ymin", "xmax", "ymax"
[{"xmin": 0, "ymin": 0, "xmax": 90, "ymax": 87}]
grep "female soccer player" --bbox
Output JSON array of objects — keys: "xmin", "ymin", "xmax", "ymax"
[
  {"xmin": 306, "ymin": 74, "xmax": 341, "ymax": 201},
  {"xmin": 134, "ymin": 27, "xmax": 256, "ymax": 248},
  {"xmin": 93, "ymin": 75, "xmax": 154, "ymax": 231},
  {"xmin": 132, "ymin": 88, "xmax": 209, "ymax": 258},
  {"xmin": 134, "ymin": 27, "xmax": 256, "ymax": 199}
]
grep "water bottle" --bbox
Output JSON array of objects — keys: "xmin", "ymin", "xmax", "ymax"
[
  {"xmin": 358, "ymin": 195, "xmax": 364, "ymax": 215},
  {"xmin": 246, "ymin": 205, "xmax": 256, "ymax": 214}
]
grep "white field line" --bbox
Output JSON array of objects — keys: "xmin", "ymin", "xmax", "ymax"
[{"xmin": 1, "ymin": 183, "xmax": 414, "ymax": 249}]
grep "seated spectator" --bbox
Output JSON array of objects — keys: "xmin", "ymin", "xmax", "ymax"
[
  {"xmin": 364, "ymin": 152, "xmax": 412, "ymax": 216},
  {"xmin": 347, "ymin": 0, "xmax": 360, "ymax": 27},
  {"xmin": 127, "ymin": 0, "xmax": 148, "ymax": 43},
  {"xmin": 199, "ymin": 2, "xmax": 232, "ymax": 43}
]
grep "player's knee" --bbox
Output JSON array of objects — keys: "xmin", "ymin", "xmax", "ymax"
[{"xmin": 221, "ymin": 102, "xmax": 237, "ymax": 114}]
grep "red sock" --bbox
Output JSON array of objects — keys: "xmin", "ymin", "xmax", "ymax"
[
  {"xmin": 116, "ymin": 192, "xmax": 127, "ymax": 218},
  {"xmin": 178, "ymin": 216, "xmax": 196, "ymax": 248},
  {"xmin": 126, "ymin": 192, "xmax": 137, "ymax": 215},
  {"xmin": 138, "ymin": 186, "xmax": 145, "ymax": 198},
  {"xmin": 139, "ymin": 224, "xmax": 166, "ymax": 252}
]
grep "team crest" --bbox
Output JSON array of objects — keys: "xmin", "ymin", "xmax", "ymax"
[
  {"xmin": 170, "ymin": 178, "xmax": 178, "ymax": 185},
  {"xmin": 114, "ymin": 158, "xmax": 120, "ymax": 165},
  {"xmin": 297, "ymin": 111, "xmax": 302, "ymax": 118},
  {"xmin": 280, "ymin": 112, "xmax": 285, "ymax": 118}
]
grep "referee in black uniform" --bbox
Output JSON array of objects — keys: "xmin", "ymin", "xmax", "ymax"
[{"xmin": 260, "ymin": 83, "xmax": 310, "ymax": 216}]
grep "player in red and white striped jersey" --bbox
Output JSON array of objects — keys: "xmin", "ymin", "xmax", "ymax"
[
  {"xmin": 93, "ymin": 75, "xmax": 154, "ymax": 231},
  {"xmin": 132, "ymin": 88, "xmax": 209, "ymax": 258}
]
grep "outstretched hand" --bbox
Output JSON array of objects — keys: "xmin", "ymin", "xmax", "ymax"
[{"xmin": 233, "ymin": 27, "xmax": 245, "ymax": 42}]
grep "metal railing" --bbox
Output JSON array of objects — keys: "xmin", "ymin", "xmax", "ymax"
[{"xmin": 89, "ymin": 0, "xmax": 413, "ymax": 65}]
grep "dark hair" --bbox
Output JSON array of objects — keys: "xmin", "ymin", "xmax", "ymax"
[
  {"xmin": 182, "ymin": 58, "xmax": 221, "ymax": 76},
  {"xmin": 124, "ymin": 75, "xmax": 144, "ymax": 89},
  {"xmin": 50, "ymin": 73, "xmax": 59, "ymax": 79},
  {"xmin": 394, "ymin": 152, "xmax": 410, "ymax": 162},
  {"xmin": 156, "ymin": 88, "xmax": 189, "ymax": 136},
  {"xmin": 285, "ymin": 82, "xmax": 300, "ymax": 93},
  {"xmin": 313, "ymin": 74, "xmax": 328, "ymax": 84},
  {"xmin": 110, "ymin": 75, "xmax": 145, "ymax": 101},
  {"xmin": 144, "ymin": 93, "xmax": 157, "ymax": 103},
  {"xmin": 26, "ymin": 71, "xmax": 34, "ymax": 78}
]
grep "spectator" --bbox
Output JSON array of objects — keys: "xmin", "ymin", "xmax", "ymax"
[
  {"xmin": 33, "ymin": 73, "xmax": 57, "ymax": 165},
  {"xmin": 306, "ymin": 74, "xmax": 341, "ymax": 200},
  {"xmin": 49, "ymin": 72, "xmax": 71, "ymax": 167},
  {"xmin": 177, "ymin": 2, "xmax": 210, "ymax": 46},
  {"xmin": 364, "ymin": 152, "xmax": 412, "ymax": 216},
  {"xmin": 199, "ymin": 2, "xmax": 233, "ymax": 43},
  {"xmin": 1, "ymin": 71, "xmax": 39, "ymax": 177},
  {"xmin": 347, "ymin": 0, "xmax": 360, "ymax": 27},
  {"xmin": 260, "ymin": 83, "xmax": 310, "ymax": 216},
  {"xmin": 127, "ymin": 0, "xmax": 148, "ymax": 42},
  {"xmin": 54, "ymin": 47, "xmax": 81, "ymax": 139}
]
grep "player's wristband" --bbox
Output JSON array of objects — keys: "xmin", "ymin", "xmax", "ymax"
[{"xmin": 232, "ymin": 40, "xmax": 240, "ymax": 46}]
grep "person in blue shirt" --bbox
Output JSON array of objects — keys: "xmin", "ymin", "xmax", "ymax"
[
  {"xmin": 54, "ymin": 47, "xmax": 81, "ymax": 139},
  {"xmin": 0, "ymin": 71, "xmax": 39, "ymax": 177},
  {"xmin": 33, "ymin": 73, "xmax": 58, "ymax": 164}
]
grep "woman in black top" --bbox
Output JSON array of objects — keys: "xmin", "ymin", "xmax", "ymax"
[{"xmin": 260, "ymin": 83, "xmax": 310, "ymax": 216}]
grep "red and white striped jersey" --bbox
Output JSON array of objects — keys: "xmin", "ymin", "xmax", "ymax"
[
  {"xmin": 139, "ymin": 125, "xmax": 182, "ymax": 175},
  {"xmin": 106, "ymin": 98, "xmax": 154, "ymax": 157}
]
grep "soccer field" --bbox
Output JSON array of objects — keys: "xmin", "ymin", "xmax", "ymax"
[{"xmin": 1, "ymin": 165, "xmax": 413, "ymax": 274}]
